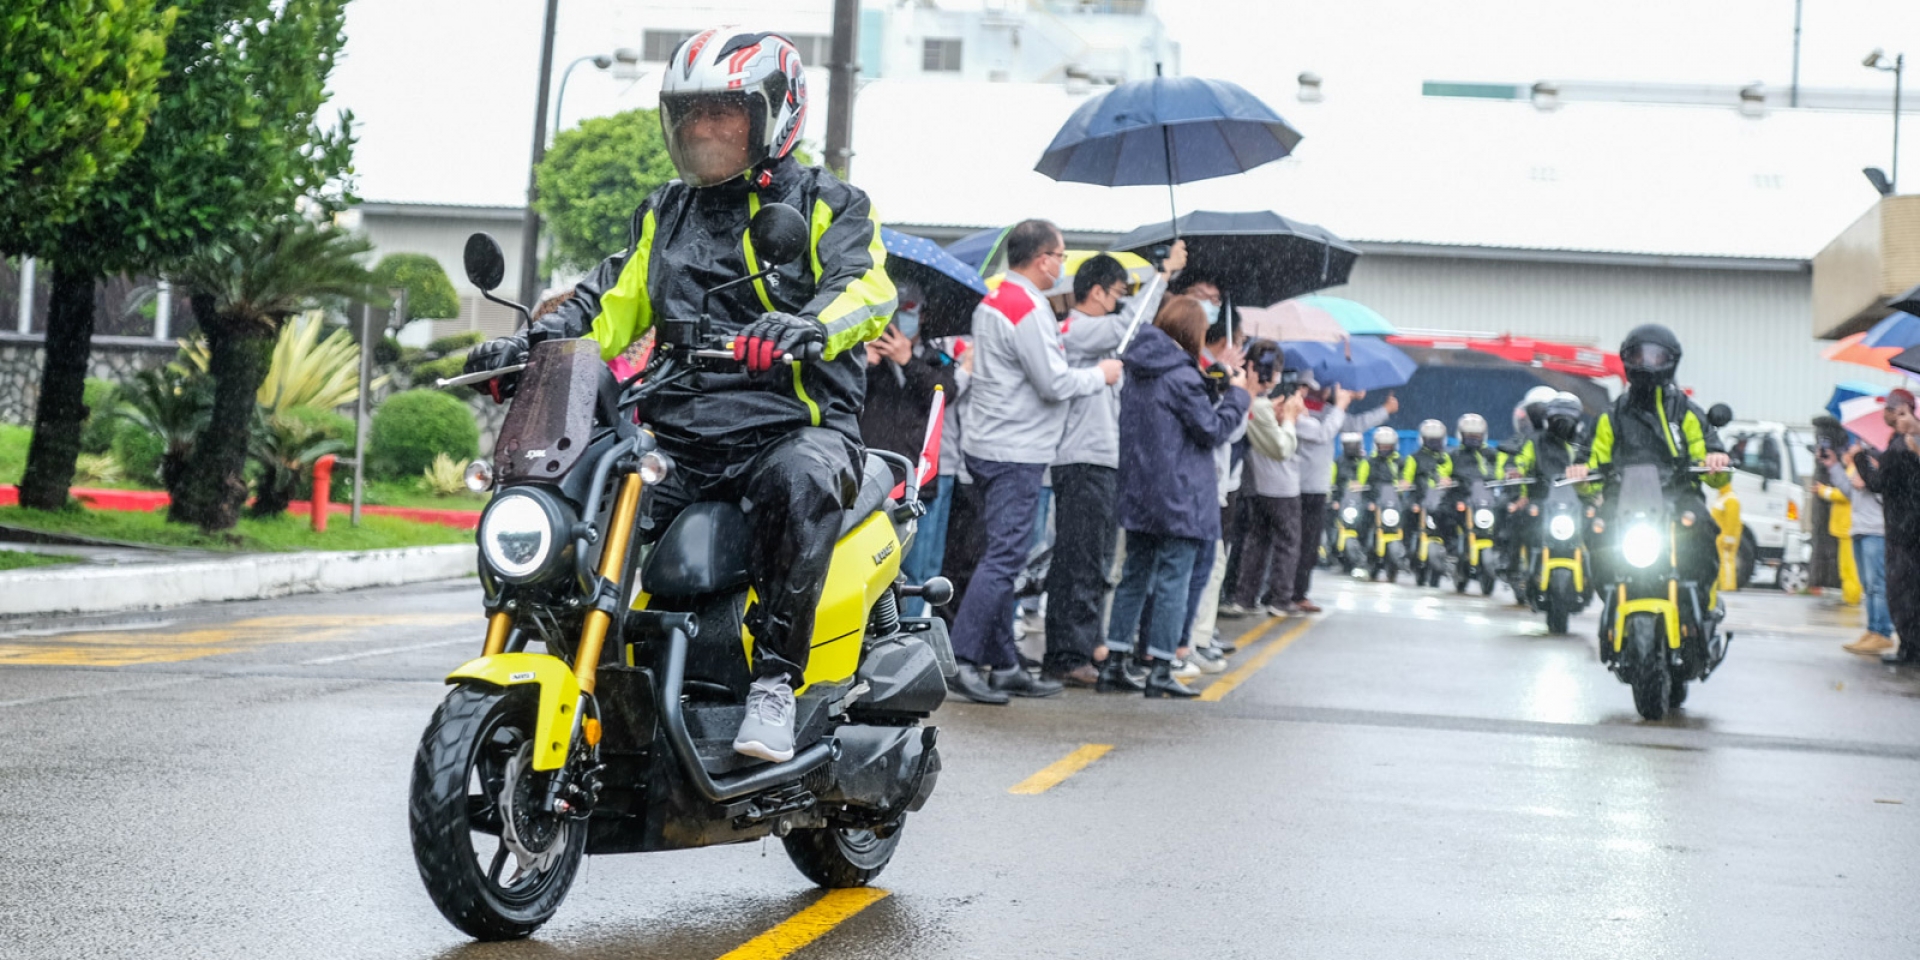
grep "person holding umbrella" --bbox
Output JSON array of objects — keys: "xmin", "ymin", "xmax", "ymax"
[
  {"xmin": 947, "ymin": 220, "xmax": 1123, "ymax": 704},
  {"xmin": 1046, "ymin": 246, "xmax": 1182, "ymax": 690},
  {"xmin": 1857, "ymin": 389, "xmax": 1920, "ymax": 664}
]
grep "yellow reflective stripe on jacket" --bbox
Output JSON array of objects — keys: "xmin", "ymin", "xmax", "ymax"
[
  {"xmin": 742, "ymin": 193, "xmax": 776, "ymax": 314},
  {"xmin": 808, "ymin": 197, "xmax": 896, "ymax": 359},
  {"xmin": 1587, "ymin": 414, "xmax": 1614, "ymax": 469},
  {"xmin": 1655, "ymin": 386, "xmax": 1679, "ymax": 458},
  {"xmin": 791, "ymin": 361, "xmax": 820, "ymax": 426},
  {"xmin": 587, "ymin": 209, "xmax": 657, "ymax": 361}
]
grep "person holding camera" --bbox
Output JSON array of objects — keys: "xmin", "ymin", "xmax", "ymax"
[
  {"xmin": 1828, "ymin": 436, "xmax": 1892, "ymax": 656},
  {"xmin": 1223, "ymin": 349, "xmax": 1307, "ymax": 617}
]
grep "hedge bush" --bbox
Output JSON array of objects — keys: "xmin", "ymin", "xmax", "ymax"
[
  {"xmin": 80, "ymin": 378, "xmax": 122, "ymax": 454},
  {"xmin": 368, "ymin": 389, "xmax": 477, "ymax": 479},
  {"xmin": 111, "ymin": 421, "xmax": 167, "ymax": 486}
]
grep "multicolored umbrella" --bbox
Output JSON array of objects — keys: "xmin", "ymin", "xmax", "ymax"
[
  {"xmin": 1825, "ymin": 381, "xmax": 1889, "ymax": 420},
  {"xmin": 984, "ymin": 250, "xmax": 1157, "ymax": 298},
  {"xmin": 1840, "ymin": 395, "xmax": 1894, "ymax": 450},
  {"xmin": 1825, "ymin": 313, "xmax": 1920, "ymax": 372}
]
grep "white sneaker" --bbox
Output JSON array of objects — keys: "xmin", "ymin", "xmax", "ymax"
[
  {"xmin": 1170, "ymin": 658, "xmax": 1203, "ymax": 680},
  {"xmin": 733, "ymin": 677, "xmax": 796, "ymax": 762}
]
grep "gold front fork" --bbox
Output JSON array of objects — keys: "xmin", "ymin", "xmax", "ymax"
[
  {"xmin": 481, "ymin": 611, "xmax": 513, "ymax": 657},
  {"xmin": 573, "ymin": 473, "xmax": 645, "ymax": 695}
]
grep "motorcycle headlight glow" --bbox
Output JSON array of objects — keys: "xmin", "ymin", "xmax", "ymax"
[
  {"xmin": 1622, "ymin": 523, "xmax": 1663, "ymax": 569},
  {"xmin": 480, "ymin": 492, "xmax": 568, "ymax": 582},
  {"xmin": 1342, "ymin": 507, "xmax": 1358, "ymax": 523},
  {"xmin": 1381, "ymin": 508, "xmax": 1401, "ymax": 528},
  {"xmin": 1424, "ymin": 513, "xmax": 1437, "ymax": 530},
  {"xmin": 1549, "ymin": 514, "xmax": 1576, "ymax": 541},
  {"xmin": 1474, "ymin": 508, "xmax": 1494, "ymax": 529}
]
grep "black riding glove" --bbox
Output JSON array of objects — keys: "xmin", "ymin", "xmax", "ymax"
[
  {"xmin": 733, "ymin": 312, "xmax": 825, "ymax": 374},
  {"xmin": 463, "ymin": 336, "xmax": 528, "ymax": 403}
]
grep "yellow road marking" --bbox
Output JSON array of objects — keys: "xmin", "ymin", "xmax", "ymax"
[
  {"xmin": 0, "ymin": 613, "xmax": 476, "ymax": 667},
  {"xmin": 1009, "ymin": 743, "xmax": 1114, "ymax": 795},
  {"xmin": 1198, "ymin": 616, "xmax": 1319, "ymax": 702},
  {"xmin": 715, "ymin": 887, "xmax": 889, "ymax": 960}
]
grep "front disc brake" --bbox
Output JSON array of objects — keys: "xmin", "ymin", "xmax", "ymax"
[{"xmin": 498, "ymin": 742, "xmax": 567, "ymax": 880}]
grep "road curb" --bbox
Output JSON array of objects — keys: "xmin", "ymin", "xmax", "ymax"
[{"xmin": 0, "ymin": 544, "xmax": 478, "ymax": 618}]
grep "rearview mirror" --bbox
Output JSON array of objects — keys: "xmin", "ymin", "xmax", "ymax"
[
  {"xmin": 463, "ymin": 233, "xmax": 507, "ymax": 292},
  {"xmin": 1706, "ymin": 403, "xmax": 1734, "ymax": 428},
  {"xmin": 748, "ymin": 203, "xmax": 809, "ymax": 268}
]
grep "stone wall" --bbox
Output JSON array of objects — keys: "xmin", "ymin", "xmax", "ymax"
[{"xmin": 0, "ymin": 332, "xmax": 179, "ymax": 426}]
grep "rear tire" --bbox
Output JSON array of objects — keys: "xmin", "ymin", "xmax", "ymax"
[
  {"xmin": 1668, "ymin": 680, "xmax": 1689, "ymax": 708},
  {"xmin": 1736, "ymin": 531, "xmax": 1756, "ymax": 589},
  {"xmin": 785, "ymin": 822, "xmax": 904, "ymax": 888}
]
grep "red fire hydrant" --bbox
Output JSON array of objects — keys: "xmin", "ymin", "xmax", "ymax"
[{"xmin": 311, "ymin": 454, "xmax": 338, "ymax": 534}]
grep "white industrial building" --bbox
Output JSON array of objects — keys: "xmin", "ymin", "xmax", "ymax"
[{"xmin": 339, "ymin": 0, "xmax": 1918, "ymax": 425}]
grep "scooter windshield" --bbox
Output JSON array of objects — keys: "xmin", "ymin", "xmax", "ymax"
[
  {"xmin": 1616, "ymin": 463, "xmax": 1666, "ymax": 516},
  {"xmin": 493, "ymin": 339, "xmax": 604, "ymax": 484}
]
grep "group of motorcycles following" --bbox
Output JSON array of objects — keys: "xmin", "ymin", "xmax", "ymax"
[{"xmin": 1325, "ymin": 387, "xmax": 1737, "ymax": 722}]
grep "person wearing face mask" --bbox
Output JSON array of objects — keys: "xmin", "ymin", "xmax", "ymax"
[
  {"xmin": 858, "ymin": 284, "xmax": 940, "ymax": 464},
  {"xmin": 946, "ymin": 219, "xmax": 1125, "ymax": 704},
  {"xmin": 1566, "ymin": 325, "xmax": 1731, "ymax": 588},
  {"xmin": 1512, "ymin": 393, "xmax": 1587, "ymax": 492},
  {"xmin": 1046, "ymin": 248, "xmax": 1182, "ymax": 690}
]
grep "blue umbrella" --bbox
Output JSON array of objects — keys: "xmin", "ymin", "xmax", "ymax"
[
  {"xmin": 1036, "ymin": 74, "xmax": 1303, "ymax": 222},
  {"xmin": 1825, "ymin": 381, "xmax": 1889, "ymax": 420},
  {"xmin": 1280, "ymin": 337, "xmax": 1417, "ymax": 392},
  {"xmin": 882, "ymin": 228, "xmax": 989, "ymax": 340},
  {"xmin": 943, "ymin": 226, "xmax": 1009, "ymax": 274}
]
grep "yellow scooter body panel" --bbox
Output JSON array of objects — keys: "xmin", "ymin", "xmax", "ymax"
[
  {"xmin": 445, "ymin": 653, "xmax": 581, "ymax": 772},
  {"xmin": 1612, "ymin": 581, "xmax": 1682, "ymax": 652},
  {"xmin": 741, "ymin": 512, "xmax": 902, "ymax": 690},
  {"xmin": 1538, "ymin": 549, "xmax": 1585, "ymax": 592}
]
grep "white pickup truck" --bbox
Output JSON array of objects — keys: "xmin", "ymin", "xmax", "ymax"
[{"xmin": 1719, "ymin": 419, "xmax": 1816, "ymax": 590}]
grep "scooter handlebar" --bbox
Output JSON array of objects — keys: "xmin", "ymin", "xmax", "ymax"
[{"xmin": 435, "ymin": 363, "xmax": 527, "ymax": 389}]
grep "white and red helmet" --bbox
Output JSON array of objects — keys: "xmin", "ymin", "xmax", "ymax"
[{"xmin": 661, "ymin": 27, "xmax": 809, "ymax": 187}]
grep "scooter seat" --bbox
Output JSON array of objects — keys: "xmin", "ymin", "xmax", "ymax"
[{"xmin": 838, "ymin": 453, "xmax": 897, "ymax": 539}]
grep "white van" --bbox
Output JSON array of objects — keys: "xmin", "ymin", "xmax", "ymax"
[{"xmin": 1719, "ymin": 419, "xmax": 1816, "ymax": 589}]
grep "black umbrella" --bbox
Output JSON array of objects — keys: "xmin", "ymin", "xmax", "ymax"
[
  {"xmin": 1377, "ymin": 346, "xmax": 1613, "ymax": 442},
  {"xmin": 1891, "ymin": 283, "xmax": 1920, "ymax": 317},
  {"xmin": 1109, "ymin": 210, "xmax": 1361, "ymax": 307},
  {"xmin": 1892, "ymin": 343, "xmax": 1920, "ymax": 378}
]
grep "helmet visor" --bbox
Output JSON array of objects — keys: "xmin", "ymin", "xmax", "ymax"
[
  {"xmin": 1621, "ymin": 342, "xmax": 1674, "ymax": 372},
  {"xmin": 661, "ymin": 92, "xmax": 767, "ymax": 187}
]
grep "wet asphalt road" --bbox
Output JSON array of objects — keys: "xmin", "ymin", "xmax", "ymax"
[{"xmin": 1, "ymin": 576, "xmax": 1917, "ymax": 960}]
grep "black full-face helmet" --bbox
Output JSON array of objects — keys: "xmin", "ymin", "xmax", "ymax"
[{"xmin": 1620, "ymin": 324, "xmax": 1681, "ymax": 389}]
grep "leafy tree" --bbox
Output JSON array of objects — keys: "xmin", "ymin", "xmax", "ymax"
[
  {"xmin": 0, "ymin": 0, "xmax": 177, "ymax": 235},
  {"xmin": 13, "ymin": 0, "xmax": 356, "ymax": 512},
  {"xmin": 535, "ymin": 108, "xmax": 675, "ymax": 274},
  {"xmin": 168, "ymin": 221, "xmax": 372, "ymax": 530},
  {"xmin": 372, "ymin": 253, "xmax": 460, "ymax": 325}
]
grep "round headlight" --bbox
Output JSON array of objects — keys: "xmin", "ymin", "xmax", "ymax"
[
  {"xmin": 1622, "ymin": 523, "xmax": 1663, "ymax": 569},
  {"xmin": 481, "ymin": 494, "xmax": 558, "ymax": 581},
  {"xmin": 1474, "ymin": 508, "xmax": 1494, "ymax": 529},
  {"xmin": 1381, "ymin": 508, "xmax": 1401, "ymax": 528},
  {"xmin": 464, "ymin": 459, "xmax": 494, "ymax": 493},
  {"xmin": 1549, "ymin": 514, "xmax": 1576, "ymax": 541},
  {"xmin": 1342, "ymin": 507, "xmax": 1359, "ymax": 523}
]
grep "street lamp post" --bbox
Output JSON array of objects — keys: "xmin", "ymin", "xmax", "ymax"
[
  {"xmin": 1865, "ymin": 48, "xmax": 1905, "ymax": 194},
  {"xmin": 553, "ymin": 48, "xmax": 642, "ymax": 143}
]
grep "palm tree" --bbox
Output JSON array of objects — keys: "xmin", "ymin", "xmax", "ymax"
[
  {"xmin": 168, "ymin": 221, "xmax": 374, "ymax": 531},
  {"xmin": 113, "ymin": 365, "xmax": 212, "ymax": 493},
  {"xmin": 249, "ymin": 408, "xmax": 348, "ymax": 519}
]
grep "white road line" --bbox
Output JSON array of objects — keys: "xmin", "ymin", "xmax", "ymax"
[
  {"xmin": 0, "ymin": 619, "xmax": 178, "ymax": 640},
  {"xmin": 301, "ymin": 637, "xmax": 472, "ymax": 666}
]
